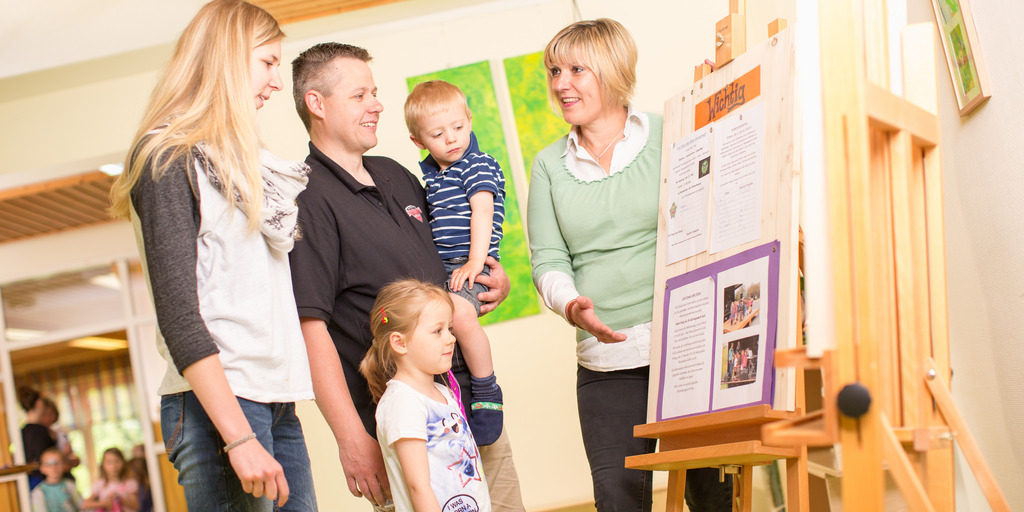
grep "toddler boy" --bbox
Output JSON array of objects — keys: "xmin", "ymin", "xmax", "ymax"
[
  {"xmin": 404, "ymin": 80, "xmax": 506, "ymax": 446},
  {"xmin": 30, "ymin": 448, "xmax": 81, "ymax": 512}
]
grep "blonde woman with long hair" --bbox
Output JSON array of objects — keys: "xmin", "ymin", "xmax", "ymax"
[{"xmin": 109, "ymin": 1, "xmax": 316, "ymax": 509}]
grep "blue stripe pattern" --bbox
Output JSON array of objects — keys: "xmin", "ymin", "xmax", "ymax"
[{"xmin": 419, "ymin": 132, "xmax": 505, "ymax": 259}]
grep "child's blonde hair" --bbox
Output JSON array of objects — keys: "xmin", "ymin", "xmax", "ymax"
[
  {"xmin": 404, "ymin": 80, "xmax": 472, "ymax": 136},
  {"xmin": 359, "ymin": 279, "xmax": 454, "ymax": 402}
]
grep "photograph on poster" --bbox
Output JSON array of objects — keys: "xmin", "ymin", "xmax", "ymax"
[
  {"xmin": 722, "ymin": 280, "xmax": 760, "ymax": 334},
  {"xmin": 712, "ymin": 252, "xmax": 772, "ymax": 410},
  {"xmin": 721, "ymin": 334, "xmax": 759, "ymax": 389}
]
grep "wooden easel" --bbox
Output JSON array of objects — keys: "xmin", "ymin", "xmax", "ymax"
[
  {"xmin": 628, "ymin": 4, "xmax": 809, "ymax": 511},
  {"xmin": 761, "ymin": 1, "xmax": 1010, "ymax": 511}
]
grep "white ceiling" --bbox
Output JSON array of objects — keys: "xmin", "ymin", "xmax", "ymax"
[{"xmin": 0, "ymin": 0, "xmax": 209, "ymax": 80}]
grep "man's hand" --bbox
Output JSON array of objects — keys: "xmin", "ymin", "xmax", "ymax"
[
  {"xmin": 300, "ymin": 318, "xmax": 391, "ymax": 505},
  {"xmin": 339, "ymin": 430, "xmax": 391, "ymax": 506},
  {"xmin": 569, "ymin": 296, "xmax": 628, "ymax": 344},
  {"xmin": 475, "ymin": 255, "xmax": 510, "ymax": 315}
]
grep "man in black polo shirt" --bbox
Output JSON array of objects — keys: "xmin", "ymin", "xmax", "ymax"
[{"xmin": 288, "ymin": 43, "xmax": 525, "ymax": 510}]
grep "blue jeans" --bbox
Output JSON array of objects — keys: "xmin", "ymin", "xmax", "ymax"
[
  {"xmin": 577, "ymin": 366, "xmax": 732, "ymax": 512},
  {"xmin": 161, "ymin": 392, "xmax": 316, "ymax": 511}
]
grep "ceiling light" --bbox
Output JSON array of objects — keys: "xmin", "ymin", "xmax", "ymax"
[
  {"xmin": 88, "ymin": 273, "xmax": 121, "ymax": 290},
  {"xmin": 68, "ymin": 337, "xmax": 127, "ymax": 351},
  {"xmin": 99, "ymin": 163, "xmax": 124, "ymax": 176},
  {"xmin": 4, "ymin": 328, "xmax": 45, "ymax": 342}
]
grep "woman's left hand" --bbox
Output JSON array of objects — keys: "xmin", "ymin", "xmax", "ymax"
[
  {"xmin": 475, "ymin": 256, "xmax": 510, "ymax": 315},
  {"xmin": 570, "ymin": 296, "xmax": 628, "ymax": 344}
]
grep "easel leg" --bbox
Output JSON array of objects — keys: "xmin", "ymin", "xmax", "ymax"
[
  {"xmin": 734, "ymin": 466, "xmax": 753, "ymax": 512},
  {"xmin": 666, "ymin": 469, "xmax": 687, "ymax": 512},
  {"xmin": 786, "ymin": 448, "xmax": 809, "ymax": 512}
]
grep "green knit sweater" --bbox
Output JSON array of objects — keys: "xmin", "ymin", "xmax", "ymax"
[{"xmin": 528, "ymin": 114, "xmax": 663, "ymax": 342}]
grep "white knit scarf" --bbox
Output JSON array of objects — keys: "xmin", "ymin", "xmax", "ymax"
[{"xmin": 195, "ymin": 146, "xmax": 310, "ymax": 253}]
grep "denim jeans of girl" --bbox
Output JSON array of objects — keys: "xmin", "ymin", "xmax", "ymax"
[{"xmin": 161, "ymin": 392, "xmax": 316, "ymax": 511}]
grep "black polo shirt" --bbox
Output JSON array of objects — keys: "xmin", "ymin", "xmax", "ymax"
[{"xmin": 290, "ymin": 142, "xmax": 451, "ymax": 434}]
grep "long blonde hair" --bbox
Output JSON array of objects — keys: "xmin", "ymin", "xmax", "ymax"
[
  {"xmin": 359, "ymin": 280, "xmax": 453, "ymax": 402},
  {"xmin": 110, "ymin": 0, "xmax": 284, "ymax": 230}
]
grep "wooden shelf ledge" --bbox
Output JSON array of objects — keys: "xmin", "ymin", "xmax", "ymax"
[
  {"xmin": 626, "ymin": 440, "xmax": 800, "ymax": 472},
  {"xmin": 635, "ymin": 405, "xmax": 799, "ymax": 439}
]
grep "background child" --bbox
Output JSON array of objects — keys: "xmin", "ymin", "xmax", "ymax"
[
  {"xmin": 404, "ymin": 80, "xmax": 506, "ymax": 446},
  {"xmin": 30, "ymin": 448, "xmax": 81, "ymax": 512},
  {"xmin": 126, "ymin": 457, "xmax": 152, "ymax": 512},
  {"xmin": 360, "ymin": 279, "xmax": 491, "ymax": 512},
  {"xmin": 82, "ymin": 448, "xmax": 138, "ymax": 512}
]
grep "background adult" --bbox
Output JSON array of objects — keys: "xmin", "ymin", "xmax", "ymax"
[
  {"xmin": 18, "ymin": 387, "xmax": 79, "ymax": 490},
  {"xmin": 108, "ymin": 1, "xmax": 315, "ymax": 509},
  {"xmin": 527, "ymin": 18, "xmax": 733, "ymax": 512}
]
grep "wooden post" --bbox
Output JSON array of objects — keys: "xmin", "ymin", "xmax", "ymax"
[
  {"xmin": 715, "ymin": 13, "xmax": 747, "ymax": 67},
  {"xmin": 694, "ymin": 62, "xmax": 714, "ymax": 82},
  {"xmin": 768, "ymin": 18, "xmax": 788, "ymax": 37}
]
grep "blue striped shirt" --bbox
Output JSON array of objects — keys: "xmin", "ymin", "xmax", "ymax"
[{"xmin": 419, "ymin": 132, "xmax": 505, "ymax": 260}]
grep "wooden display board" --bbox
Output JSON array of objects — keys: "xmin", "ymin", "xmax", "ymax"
[{"xmin": 646, "ymin": 27, "xmax": 798, "ymax": 423}]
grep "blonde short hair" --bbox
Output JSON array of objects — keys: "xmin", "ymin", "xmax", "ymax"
[
  {"xmin": 404, "ymin": 80, "xmax": 472, "ymax": 135},
  {"xmin": 543, "ymin": 18, "xmax": 638, "ymax": 112}
]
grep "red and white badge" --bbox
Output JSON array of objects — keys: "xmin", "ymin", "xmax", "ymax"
[{"xmin": 405, "ymin": 205, "xmax": 423, "ymax": 222}]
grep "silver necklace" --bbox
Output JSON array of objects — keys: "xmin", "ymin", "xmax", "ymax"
[{"xmin": 584, "ymin": 132, "xmax": 623, "ymax": 160}]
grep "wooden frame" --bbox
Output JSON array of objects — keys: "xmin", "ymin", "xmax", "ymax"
[{"xmin": 928, "ymin": 0, "xmax": 990, "ymax": 115}]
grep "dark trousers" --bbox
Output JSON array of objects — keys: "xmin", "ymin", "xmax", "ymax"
[{"xmin": 577, "ymin": 365, "xmax": 733, "ymax": 512}]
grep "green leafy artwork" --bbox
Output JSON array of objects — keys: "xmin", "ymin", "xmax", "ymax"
[
  {"xmin": 503, "ymin": 52, "xmax": 569, "ymax": 181},
  {"xmin": 408, "ymin": 62, "xmax": 540, "ymax": 325}
]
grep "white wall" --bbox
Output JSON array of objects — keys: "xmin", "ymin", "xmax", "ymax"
[
  {"xmin": 905, "ymin": 1, "xmax": 1024, "ymax": 509},
  {"xmin": 0, "ymin": 1, "xmax": 796, "ymax": 510}
]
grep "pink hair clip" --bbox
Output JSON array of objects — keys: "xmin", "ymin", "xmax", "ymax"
[{"xmin": 381, "ymin": 308, "xmax": 389, "ymax": 324}]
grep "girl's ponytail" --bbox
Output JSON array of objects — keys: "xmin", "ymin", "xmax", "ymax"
[{"xmin": 359, "ymin": 337, "xmax": 394, "ymax": 403}]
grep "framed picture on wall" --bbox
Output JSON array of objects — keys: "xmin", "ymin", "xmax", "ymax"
[{"xmin": 930, "ymin": 0, "xmax": 990, "ymax": 116}]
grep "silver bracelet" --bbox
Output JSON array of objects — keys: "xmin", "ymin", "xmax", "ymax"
[{"xmin": 224, "ymin": 432, "xmax": 256, "ymax": 452}]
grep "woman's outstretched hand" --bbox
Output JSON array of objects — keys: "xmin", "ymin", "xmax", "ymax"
[{"xmin": 569, "ymin": 296, "xmax": 628, "ymax": 344}]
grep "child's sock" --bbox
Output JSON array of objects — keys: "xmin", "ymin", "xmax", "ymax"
[{"xmin": 469, "ymin": 372, "xmax": 504, "ymax": 446}]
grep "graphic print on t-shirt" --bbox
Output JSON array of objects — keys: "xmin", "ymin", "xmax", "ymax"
[
  {"xmin": 426, "ymin": 407, "xmax": 484, "ymax": 503},
  {"xmin": 443, "ymin": 494, "xmax": 481, "ymax": 512}
]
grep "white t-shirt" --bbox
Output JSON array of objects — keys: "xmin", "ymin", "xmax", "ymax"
[{"xmin": 376, "ymin": 379, "xmax": 490, "ymax": 512}]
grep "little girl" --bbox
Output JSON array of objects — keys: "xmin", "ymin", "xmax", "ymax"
[
  {"xmin": 82, "ymin": 448, "xmax": 138, "ymax": 512},
  {"xmin": 360, "ymin": 280, "xmax": 490, "ymax": 512}
]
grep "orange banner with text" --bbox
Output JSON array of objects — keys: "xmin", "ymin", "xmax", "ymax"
[{"xmin": 694, "ymin": 66, "xmax": 761, "ymax": 130}]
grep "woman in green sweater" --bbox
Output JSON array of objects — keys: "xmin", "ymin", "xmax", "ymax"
[{"xmin": 527, "ymin": 18, "xmax": 732, "ymax": 512}]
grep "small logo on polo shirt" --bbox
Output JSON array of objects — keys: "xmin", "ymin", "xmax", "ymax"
[{"xmin": 405, "ymin": 205, "xmax": 423, "ymax": 222}]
